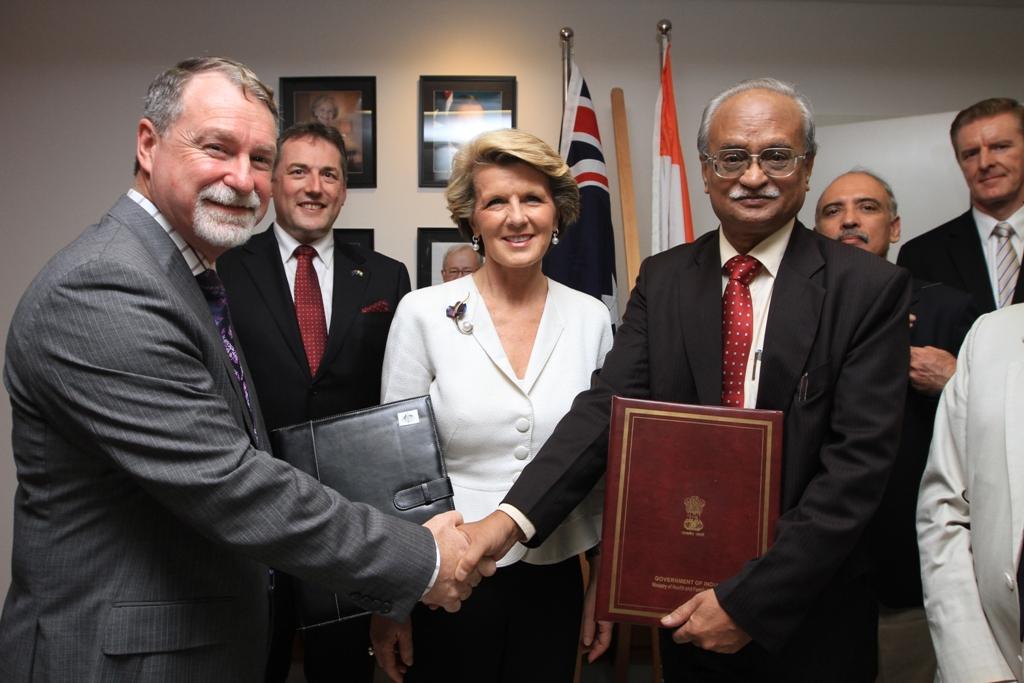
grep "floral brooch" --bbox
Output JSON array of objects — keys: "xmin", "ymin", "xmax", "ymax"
[{"xmin": 445, "ymin": 293, "xmax": 473, "ymax": 335}]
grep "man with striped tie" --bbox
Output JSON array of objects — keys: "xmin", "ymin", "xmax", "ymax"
[{"xmin": 898, "ymin": 98, "xmax": 1024, "ymax": 317}]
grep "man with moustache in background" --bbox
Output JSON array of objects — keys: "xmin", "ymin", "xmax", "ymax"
[
  {"xmin": 219, "ymin": 121, "xmax": 411, "ymax": 682},
  {"xmin": 815, "ymin": 170, "xmax": 976, "ymax": 683}
]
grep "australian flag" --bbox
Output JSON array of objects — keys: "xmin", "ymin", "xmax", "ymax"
[{"xmin": 543, "ymin": 62, "xmax": 619, "ymax": 324}]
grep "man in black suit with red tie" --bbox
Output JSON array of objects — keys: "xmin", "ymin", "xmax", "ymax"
[
  {"xmin": 219, "ymin": 122, "xmax": 410, "ymax": 682},
  {"xmin": 815, "ymin": 169, "xmax": 976, "ymax": 683},
  {"xmin": 897, "ymin": 98, "xmax": 1024, "ymax": 315},
  {"xmin": 458, "ymin": 79, "xmax": 911, "ymax": 681}
]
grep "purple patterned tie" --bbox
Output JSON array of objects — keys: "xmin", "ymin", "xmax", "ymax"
[{"xmin": 196, "ymin": 269, "xmax": 259, "ymax": 446}]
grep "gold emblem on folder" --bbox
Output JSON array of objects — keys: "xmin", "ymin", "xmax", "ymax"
[{"xmin": 683, "ymin": 495, "xmax": 706, "ymax": 533}]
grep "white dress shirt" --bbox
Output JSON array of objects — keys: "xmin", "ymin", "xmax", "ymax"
[{"xmin": 127, "ymin": 189, "xmax": 212, "ymax": 275}]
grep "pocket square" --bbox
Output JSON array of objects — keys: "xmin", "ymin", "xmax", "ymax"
[{"xmin": 361, "ymin": 299, "xmax": 391, "ymax": 313}]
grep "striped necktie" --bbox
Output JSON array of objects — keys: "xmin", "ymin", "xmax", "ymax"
[{"xmin": 994, "ymin": 222, "xmax": 1019, "ymax": 309}]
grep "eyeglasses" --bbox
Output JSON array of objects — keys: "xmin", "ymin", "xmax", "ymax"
[
  {"xmin": 703, "ymin": 148, "xmax": 806, "ymax": 179},
  {"xmin": 444, "ymin": 268, "xmax": 477, "ymax": 277}
]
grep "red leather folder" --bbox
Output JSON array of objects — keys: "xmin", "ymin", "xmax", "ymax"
[{"xmin": 596, "ymin": 396, "xmax": 783, "ymax": 626}]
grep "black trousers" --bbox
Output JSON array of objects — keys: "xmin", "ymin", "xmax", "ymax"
[
  {"xmin": 406, "ymin": 556, "xmax": 583, "ymax": 683},
  {"xmin": 659, "ymin": 578, "xmax": 878, "ymax": 683},
  {"xmin": 265, "ymin": 573, "xmax": 374, "ymax": 683}
]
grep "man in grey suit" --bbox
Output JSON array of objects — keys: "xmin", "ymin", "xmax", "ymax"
[{"xmin": 0, "ymin": 57, "xmax": 474, "ymax": 681}]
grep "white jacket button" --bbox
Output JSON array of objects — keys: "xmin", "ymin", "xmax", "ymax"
[
  {"xmin": 513, "ymin": 446, "xmax": 529, "ymax": 460},
  {"xmin": 515, "ymin": 418, "xmax": 530, "ymax": 433}
]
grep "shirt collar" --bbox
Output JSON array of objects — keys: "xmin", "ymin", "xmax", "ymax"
[
  {"xmin": 273, "ymin": 223, "xmax": 334, "ymax": 268},
  {"xmin": 718, "ymin": 218, "xmax": 795, "ymax": 279},
  {"xmin": 973, "ymin": 204, "xmax": 1024, "ymax": 240},
  {"xmin": 126, "ymin": 188, "xmax": 213, "ymax": 275}
]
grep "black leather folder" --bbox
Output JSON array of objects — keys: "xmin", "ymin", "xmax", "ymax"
[{"xmin": 270, "ymin": 395, "xmax": 453, "ymax": 628}]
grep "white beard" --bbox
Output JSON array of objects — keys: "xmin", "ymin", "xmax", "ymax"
[{"xmin": 192, "ymin": 182, "xmax": 262, "ymax": 249}]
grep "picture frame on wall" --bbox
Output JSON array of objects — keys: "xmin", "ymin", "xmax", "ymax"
[
  {"xmin": 335, "ymin": 228, "xmax": 374, "ymax": 251},
  {"xmin": 417, "ymin": 227, "xmax": 472, "ymax": 288},
  {"xmin": 418, "ymin": 76, "xmax": 516, "ymax": 188},
  {"xmin": 279, "ymin": 76, "xmax": 377, "ymax": 189}
]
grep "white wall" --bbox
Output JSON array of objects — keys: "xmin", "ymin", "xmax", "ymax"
[
  {"xmin": 809, "ymin": 111, "xmax": 972, "ymax": 262},
  {"xmin": 1, "ymin": 0, "xmax": 1022, "ymax": 593}
]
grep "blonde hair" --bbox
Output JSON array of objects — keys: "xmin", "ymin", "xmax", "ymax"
[{"xmin": 445, "ymin": 129, "xmax": 579, "ymax": 243}]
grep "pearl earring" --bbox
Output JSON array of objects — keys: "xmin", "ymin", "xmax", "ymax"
[
  {"xmin": 471, "ymin": 235, "xmax": 480, "ymax": 252},
  {"xmin": 551, "ymin": 229, "xmax": 560, "ymax": 246}
]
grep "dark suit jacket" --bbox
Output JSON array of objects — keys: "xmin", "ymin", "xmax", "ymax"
[
  {"xmin": 0, "ymin": 198, "xmax": 434, "ymax": 681},
  {"xmin": 504, "ymin": 223, "xmax": 910, "ymax": 664},
  {"xmin": 868, "ymin": 279, "xmax": 976, "ymax": 608},
  {"xmin": 897, "ymin": 209, "xmax": 1024, "ymax": 314},
  {"xmin": 218, "ymin": 226, "xmax": 411, "ymax": 430}
]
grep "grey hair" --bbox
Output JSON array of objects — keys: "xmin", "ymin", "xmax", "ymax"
[
  {"xmin": 844, "ymin": 167, "xmax": 899, "ymax": 217},
  {"xmin": 134, "ymin": 57, "xmax": 278, "ymax": 174},
  {"xmin": 697, "ymin": 77, "xmax": 816, "ymax": 157},
  {"xmin": 443, "ymin": 243, "xmax": 483, "ymax": 266}
]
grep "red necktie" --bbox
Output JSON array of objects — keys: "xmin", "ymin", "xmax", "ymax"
[
  {"xmin": 721, "ymin": 254, "xmax": 762, "ymax": 407},
  {"xmin": 293, "ymin": 245, "xmax": 328, "ymax": 376}
]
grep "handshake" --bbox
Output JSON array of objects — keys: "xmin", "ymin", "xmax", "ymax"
[
  {"xmin": 420, "ymin": 509, "xmax": 524, "ymax": 612},
  {"xmin": 374, "ymin": 510, "xmax": 611, "ymax": 681}
]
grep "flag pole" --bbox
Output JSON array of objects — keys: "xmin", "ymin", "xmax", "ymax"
[
  {"xmin": 611, "ymin": 89, "xmax": 640, "ymax": 293},
  {"xmin": 652, "ymin": 18, "xmax": 695, "ymax": 249},
  {"xmin": 658, "ymin": 19, "xmax": 671, "ymax": 69},
  {"xmin": 649, "ymin": 26, "xmax": 675, "ymax": 678},
  {"xmin": 560, "ymin": 27, "xmax": 574, "ymax": 114}
]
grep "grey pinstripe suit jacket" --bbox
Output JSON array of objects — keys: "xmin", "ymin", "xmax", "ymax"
[{"xmin": 0, "ymin": 196, "xmax": 435, "ymax": 681}]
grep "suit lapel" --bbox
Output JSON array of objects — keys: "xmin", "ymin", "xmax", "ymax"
[
  {"xmin": 678, "ymin": 234, "xmax": 723, "ymax": 404},
  {"xmin": 519, "ymin": 285, "xmax": 564, "ymax": 395},
  {"xmin": 238, "ymin": 228, "xmax": 308, "ymax": 374},
  {"xmin": 908, "ymin": 280, "xmax": 935, "ymax": 348},
  {"xmin": 321, "ymin": 241, "xmax": 370, "ymax": 378},
  {"xmin": 757, "ymin": 223, "xmax": 825, "ymax": 411},
  {"xmin": 462, "ymin": 278, "xmax": 522, "ymax": 388},
  {"xmin": 1015, "ymin": 258, "xmax": 1024, "ymax": 306},
  {"xmin": 948, "ymin": 212, "xmax": 997, "ymax": 311},
  {"xmin": 111, "ymin": 196, "xmax": 261, "ymax": 441},
  {"xmin": 1005, "ymin": 361, "xmax": 1024, "ymax": 565}
]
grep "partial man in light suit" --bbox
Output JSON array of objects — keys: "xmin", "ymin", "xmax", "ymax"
[
  {"xmin": 0, "ymin": 57, "xmax": 475, "ymax": 681},
  {"xmin": 814, "ymin": 169, "xmax": 976, "ymax": 683},
  {"xmin": 898, "ymin": 97, "xmax": 1024, "ymax": 314},
  {"xmin": 218, "ymin": 121, "xmax": 411, "ymax": 682},
  {"xmin": 917, "ymin": 302, "xmax": 1024, "ymax": 682}
]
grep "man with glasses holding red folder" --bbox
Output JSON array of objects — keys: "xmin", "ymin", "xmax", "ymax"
[{"xmin": 458, "ymin": 78, "xmax": 910, "ymax": 682}]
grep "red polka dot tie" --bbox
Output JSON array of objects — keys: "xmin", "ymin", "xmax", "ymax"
[
  {"xmin": 293, "ymin": 245, "xmax": 328, "ymax": 376},
  {"xmin": 721, "ymin": 255, "xmax": 762, "ymax": 407}
]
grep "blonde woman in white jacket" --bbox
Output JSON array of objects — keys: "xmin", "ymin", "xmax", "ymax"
[{"xmin": 371, "ymin": 129, "xmax": 613, "ymax": 682}]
